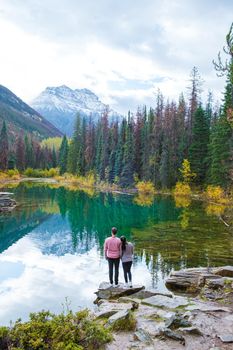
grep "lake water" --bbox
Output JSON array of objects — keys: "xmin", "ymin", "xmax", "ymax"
[{"xmin": 0, "ymin": 183, "xmax": 232, "ymax": 325}]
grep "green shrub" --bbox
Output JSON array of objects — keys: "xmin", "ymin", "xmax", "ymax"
[
  {"xmin": 7, "ymin": 169, "xmax": 20, "ymax": 177},
  {"xmin": 0, "ymin": 309, "xmax": 112, "ymax": 350},
  {"xmin": 24, "ymin": 168, "xmax": 59, "ymax": 178},
  {"xmin": 111, "ymin": 311, "xmax": 136, "ymax": 332}
]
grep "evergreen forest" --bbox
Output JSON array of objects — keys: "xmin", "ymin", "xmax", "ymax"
[{"xmin": 0, "ymin": 24, "xmax": 233, "ymax": 191}]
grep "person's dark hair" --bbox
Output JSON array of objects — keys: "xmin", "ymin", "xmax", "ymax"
[
  {"xmin": 120, "ymin": 236, "xmax": 127, "ymax": 251},
  {"xmin": 112, "ymin": 227, "xmax": 117, "ymax": 235}
]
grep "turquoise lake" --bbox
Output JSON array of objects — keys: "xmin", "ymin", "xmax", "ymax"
[{"xmin": 0, "ymin": 183, "xmax": 232, "ymax": 325}]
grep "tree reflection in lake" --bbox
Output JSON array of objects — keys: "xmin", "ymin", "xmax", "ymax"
[{"xmin": 0, "ymin": 183, "xmax": 232, "ymax": 284}]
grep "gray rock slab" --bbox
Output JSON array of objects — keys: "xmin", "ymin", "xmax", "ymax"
[
  {"xmin": 107, "ymin": 309, "xmax": 130, "ymax": 326},
  {"xmin": 207, "ymin": 278, "xmax": 225, "ymax": 289},
  {"xmin": 218, "ymin": 334, "xmax": 233, "ymax": 343},
  {"xmin": 95, "ymin": 310, "xmax": 118, "ymax": 319},
  {"xmin": 165, "ymin": 313, "xmax": 192, "ymax": 329},
  {"xmin": 125, "ymin": 289, "xmax": 172, "ymax": 299},
  {"xmin": 214, "ymin": 266, "xmax": 233, "ymax": 277},
  {"xmin": 186, "ymin": 302, "xmax": 230, "ymax": 312},
  {"xmin": 134, "ymin": 328, "xmax": 153, "ymax": 344},
  {"xmin": 160, "ymin": 328, "xmax": 185, "ymax": 343},
  {"xmin": 96, "ymin": 282, "xmax": 144, "ymax": 300},
  {"xmin": 142, "ymin": 294, "xmax": 189, "ymax": 309},
  {"xmin": 179, "ymin": 326, "xmax": 203, "ymax": 335}
]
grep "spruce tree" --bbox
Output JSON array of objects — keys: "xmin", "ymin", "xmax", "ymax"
[
  {"xmin": 208, "ymin": 115, "xmax": 231, "ymax": 186},
  {"xmin": 16, "ymin": 134, "xmax": 26, "ymax": 171},
  {"xmin": 52, "ymin": 146, "xmax": 57, "ymax": 168},
  {"xmin": 189, "ymin": 106, "xmax": 209, "ymax": 184},
  {"xmin": 120, "ymin": 116, "xmax": 134, "ymax": 187},
  {"xmin": 0, "ymin": 121, "xmax": 9, "ymax": 170},
  {"xmin": 210, "ymin": 22, "xmax": 233, "ymax": 186},
  {"xmin": 59, "ymin": 135, "xmax": 69, "ymax": 174},
  {"xmin": 67, "ymin": 113, "xmax": 81, "ymax": 174}
]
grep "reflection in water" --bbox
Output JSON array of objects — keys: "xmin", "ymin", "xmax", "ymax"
[
  {"xmin": 133, "ymin": 193, "xmax": 154, "ymax": 207},
  {"xmin": 0, "ymin": 183, "xmax": 232, "ymax": 325},
  {"xmin": 205, "ymin": 203, "xmax": 227, "ymax": 216},
  {"xmin": 174, "ymin": 195, "xmax": 192, "ymax": 230}
]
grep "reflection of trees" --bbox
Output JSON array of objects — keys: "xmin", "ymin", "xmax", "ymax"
[
  {"xmin": 2, "ymin": 184, "xmax": 232, "ymax": 290},
  {"xmin": 0, "ymin": 208, "xmax": 51, "ymax": 253},
  {"xmin": 174, "ymin": 195, "xmax": 191, "ymax": 229},
  {"xmin": 133, "ymin": 194, "xmax": 154, "ymax": 207},
  {"xmin": 205, "ymin": 203, "xmax": 227, "ymax": 216},
  {"xmin": 132, "ymin": 201, "xmax": 233, "ymax": 287}
]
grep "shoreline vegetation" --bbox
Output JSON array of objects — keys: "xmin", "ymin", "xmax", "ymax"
[
  {"xmin": 1, "ymin": 166, "xmax": 232, "ymax": 226},
  {"xmin": 0, "ymin": 267, "xmax": 232, "ymax": 349},
  {"xmin": 0, "ymin": 167, "xmax": 232, "ymax": 203}
]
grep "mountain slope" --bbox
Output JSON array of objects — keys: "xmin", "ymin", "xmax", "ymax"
[
  {"xmin": 31, "ymin": 85, "xmax": 121, "ymax": 136},
  {"xmin": 0, "ymin": 85, "xmax": 62, "ymax": 140}
]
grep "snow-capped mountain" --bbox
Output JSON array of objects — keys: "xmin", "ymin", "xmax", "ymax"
[{"xmin": 31, "ymin": 85, "xmax": 122, "ymax": 136}]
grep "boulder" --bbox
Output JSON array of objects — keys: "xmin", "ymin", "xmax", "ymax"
[
  {"xmin": 134, "ymin": 328, "xmax": 153, "ymax": 344},
  {"xmin": 165, "ymin": 313, "xmax": 192, "ymax": 329},
  {"xmin": 95, "ymin": 282, "xmax": 144, "ymax": 300},
  {"xmin": 95, "ymin": 310, "xmax": 118, "ymax": 319},
  {"xmin": 218, "ymin": 334, "xmax": 233, "ymax": 343},
  {"xmin": 207, "ymin": 278, "xmax": 225, "ymax": 289},
  {"xmin": 179, "ymin": 326, "xmax": 203, "ymax": 336},
  {"xmin": 107, "ymin": 309, "xmax": 130, "ymax": 326},
  {"xmin": 159, "ymin": 328, "xmax": 185, "ymax": 344},
  {"xmin": 213, "ymin": 266, "xmax": 233, "ymax": 278},
  {"xmin": 166, "ymin": 266, "xmax": 233, "ymax": 293}
]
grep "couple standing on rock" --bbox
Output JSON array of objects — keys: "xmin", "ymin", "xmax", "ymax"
[{"xmin": 104, "ymin": 227, "xmax": 134, "ymax": 288}]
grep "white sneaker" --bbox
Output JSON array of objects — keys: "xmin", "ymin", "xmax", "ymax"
[
  {"xmin": 124, "ymin": 282, "xmax": 129, "ymax": 288},
  {"xmin": 114, "ymin": 284, "xmax": 119, "ymax": 288},
  {"xmin": 129, "ymin": 282, "xmax": 132, "ymax": 288}
]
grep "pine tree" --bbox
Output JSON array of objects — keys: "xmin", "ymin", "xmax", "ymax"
[
  {"xmin": 108, "ymin": 122, "xmax": 118, "ymax": 183},
  {"xmin": 77, "ymin": 117, "xmax": 86, "ymax": 175},
  {"xmin": 115, "ymin": 118, "xmax": 126, "ymax": 180},
  {"xmin": 24, "ymin": 135, "xmax": 34, "ymax": 168},
  {"xmin": 59, "ymin": 135, "xmax": 69, "ymax": 174},
  {"xmin": 16, "ymin": 134, "xmax": 25, "ymax": 171},
  {"xmin": 120, "ymin": 115, "xmax": 134, "ymax": 187},
  {"xmin": 187, "ymin": 67, "xmax": 203, "ymax": 144},
  {"xmin": 208, "ymin": 116, "xmax": 231, "ymax": 186},
  {"xmin": 189, "ymin": 106, "xmax": 209, "ymax": 184},
  {"xmin": 67, "ymin": 113, "xmax": 81, "ymax": 174},
  {"xmin": 85, "ymin": 115, "xmax": 95, "ymax": 172},
  {"xmin": 0, "ymin": 121, "xmax": 9, "ymax": 170},
  {"xmin": 52, "ymin": 146, "xmax": 57, "ymax": 168},
  {"xmin": 211, "ymin": 22, "xmax": 233, "ymax": 186}
]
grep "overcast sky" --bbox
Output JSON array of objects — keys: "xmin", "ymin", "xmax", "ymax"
[{"xmin": 0, "ymin": 0, "xmax": 232, "ymax": 114}]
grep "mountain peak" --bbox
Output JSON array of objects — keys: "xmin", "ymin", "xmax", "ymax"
[
  {"xmin": 0, "ymin": 84, "xmax": 62, "ymax": 139},
  {"xmin": 31, "ymin": 85, "xmax": 122, "ymax": 136}
]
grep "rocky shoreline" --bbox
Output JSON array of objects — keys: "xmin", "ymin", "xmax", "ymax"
[{"xmin": 94, "ymin": 266, "xmax": 233, "ymax": 349}]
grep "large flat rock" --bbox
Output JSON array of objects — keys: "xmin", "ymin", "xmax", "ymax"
[
  {"xmin": 142, "ymin": 295, "xmax": 190, "ymax": 309},
  {"xmin": 165, "ymin": 266, "xmax": 233, "ymax": 293},
  {"xmin": 213, "ymin": 266, "xmax": 233, "ymax": 278},
  {"xmin": 95, "ymin": 282, "xmax": 145, "ymax": 300}
]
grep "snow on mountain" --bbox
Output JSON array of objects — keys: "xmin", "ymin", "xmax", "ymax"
[{"xmin": 31, "ymin": 85, "xmax": 122, "ymax": 136}]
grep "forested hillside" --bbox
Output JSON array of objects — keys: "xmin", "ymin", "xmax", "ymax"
[
  {"xmin": 58, "ymin": 25, "xmax": 233, "ymax": 190},
  {"xmin": 0, "ymin": 85, "xmax": 62, "ymax": 142},
  {"xmin": 0, "ymin": 25, "xmax": 232, "ymax": 190}
]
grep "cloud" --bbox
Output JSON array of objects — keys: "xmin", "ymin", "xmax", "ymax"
[
  {"xmin": 0, "ymin": 234, "xmax": 152, "ymax": 325},
  {"xmin": 0, "ymin": 0, "xmax": 231, "ymax": 113}
]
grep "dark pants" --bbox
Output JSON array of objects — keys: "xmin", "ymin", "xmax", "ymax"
[
  {"xmin": 108, "ymin": 258, "xmax": 120, "ymax": 285},
  {"xmin": 122, "ymin": 261, "xmax": 132, "ymax": 283}
]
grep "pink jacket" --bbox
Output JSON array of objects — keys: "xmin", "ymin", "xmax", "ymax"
[{"xmin": 104, "ymin": 236, "xmax": 122, "ymax": 259}]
